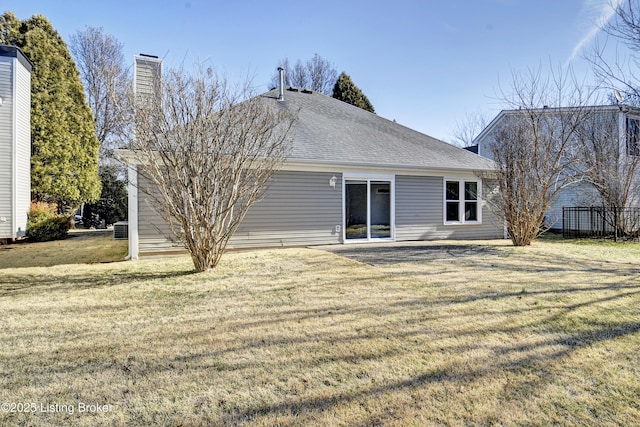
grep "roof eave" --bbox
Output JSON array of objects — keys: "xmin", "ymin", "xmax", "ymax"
[
  {"xmin": 282, "ymin": 158, "xmax": 496, "ymax": 175},
  {"xmin": 117, "ymin": 148, "xmax": 496, "ymax": 174}
]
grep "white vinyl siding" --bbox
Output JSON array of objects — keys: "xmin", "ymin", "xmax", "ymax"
[
  {"xmin": 546, "ymin": 182, "xmax": 602, "ymax": 230},
  {"xmin": 0, "ymin": 54, "xmax": 30, "ymax": 238},
  {"xmin": 14, "ymin": 58, "xmax": 30, "ymax": 236},
  {"xmin": 0, "ymin": 60, "xmax": 12, "ymax": 237}
]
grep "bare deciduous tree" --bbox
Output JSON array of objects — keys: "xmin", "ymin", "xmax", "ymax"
[
  {"xmin": 451, "ymin": 110, "xmax": 490, "ymax": 147},
  {"xmin": 271, "ymin": 54, "xmax": 338, "ymax": 95},
  {"xmin": 605, "ymin": 0, "xmax": 640, "ymax": 48},
  {"xmin": 291, "ymin": 60, "xmax": 307, "ymax": 89},
  {"xmin": 131, "ymin": 67, "xmax": 296, "ymax": 272},
  {"xmin": 586, "ymin": 0, "xmax": 640, "ymax": 104},
  {"xmin": 69, "ymin": 26, "xmax": 132, "ymax": 165},
  {"xmin": 487, "ymin": 67, "xmax": 595, "ymax": 246},
  {"xmin": 577, "ymin": 109, "xmax": 640, "ymax": 209},
  {"xmin": 306, "ymin": 53, "xmax": 338, "ymax": 95},
  {"xmin": 575, "ymin": 108, "xmax": 640, "ymax": 239},
  {"xmin": 589, "ymin": 41, "xmax": 640, "ymax": 105}
]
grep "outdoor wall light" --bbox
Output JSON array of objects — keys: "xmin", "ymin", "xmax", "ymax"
[
  {"xmin": 0, "ymin": 96, "xmax": 3, "ymax": 106},
  {"xmin": 329, "ymin": 175, "xmax": 337, "ymax": 188}
]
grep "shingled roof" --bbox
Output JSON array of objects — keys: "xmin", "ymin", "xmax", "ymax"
[{"xmin": 264, "ymin": 88, "xmax": 495, "ymax": 172}]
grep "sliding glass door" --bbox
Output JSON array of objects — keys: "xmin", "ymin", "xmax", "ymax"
[
  {"xmin": 345, "ymin": 179, "xmax": 392, "ymax": 240},
  {"xmin": 370, "ymin": 181, "xmax": 391, "ymax": 238},
  {"xmin": 345, "ymin": 180, "xmax": 368, "ymax": 239}
]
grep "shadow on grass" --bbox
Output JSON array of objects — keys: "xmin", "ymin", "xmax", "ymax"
[
  {"xmin": 3, "ymin": 243, "xmax": 639, "ymax": 425},
  {"xmin": 322, "ymin": 243, "xmax": 504, "ymax": 266},
  {"xmin": 217, "ymin": 316, "xmax": 640, "ymax": 424},
  {"xmin": 0, "ymin": 269, "xmax": 195, "ymax": 297},
  {"xmin": 321, "ymin": 242, "xmax": 640, "ymax": 289},
  {"xmin": 5, "ymin": 254, "xmax": 638, "ymax": 425}
]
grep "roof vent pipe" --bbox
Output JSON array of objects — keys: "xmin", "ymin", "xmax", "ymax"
[{"xmin": 277, "ymin": 66, "xmax": 284, "ymax": 101}]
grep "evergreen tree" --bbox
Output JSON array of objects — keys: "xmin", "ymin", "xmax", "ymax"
[
  {"xmin": 332, "ymin": 72, "xmax": 375, "ymax": 113},
  {"xmin": 82, "ymin": 165, "xmax": 127, "ymax": 227},
  {"xmin": 0, "ymin": 12, "xmax": 101, "ymax": 212}
]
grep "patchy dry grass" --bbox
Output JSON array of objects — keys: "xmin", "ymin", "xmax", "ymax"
[
  {"xmin": 0, "ymin": 229, "xmax": 127, "ymax": 269},
  {"xmin": 0, "ymin": 237, "xmax": 639, "ymax": 426}
]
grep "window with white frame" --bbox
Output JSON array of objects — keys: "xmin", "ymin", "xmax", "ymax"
[
  {"xmin": 445, "ymin": 179, "xmax": 480, "ymax": 223},
  {"xmin": 627, "ymin": 116, "xmax": 640, "ymax": 156}
]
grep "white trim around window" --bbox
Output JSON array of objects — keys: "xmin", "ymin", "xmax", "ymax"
[
  {"xmin": 443, "ymin": 177, "xmax": 482, "ymax": 225},
  {"xmin": 625, "ymin": 114, "xmax": 640, "ymax": 156}
]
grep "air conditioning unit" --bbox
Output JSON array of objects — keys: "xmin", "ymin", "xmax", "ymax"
[{"xmin": 113, "ymin": 221, "xmax": 128, "ymax": 240}]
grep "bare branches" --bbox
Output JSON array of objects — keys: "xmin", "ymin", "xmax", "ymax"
[
  {"xmin": 306, "ymin": 54, "xmax": 339, "ymax": 95},
  {"xmin": 271, "ymin": 54, "xmax": 338, "ymax": 95},
  {"xmin": 603, "ymin": 0, "xmax": 640, "ymax": 53},
  {"xmin": 487, "ymin": 65, "xmax": 596, "ymax": 245},
  {"xmin": 588, "ymin": 1, "xmax": 640, "ymax": 103},
  {"xmin": 131, "ymin": 67, "xmax": 296, "ymax": 272},
  {"xmin": 577, "ymin": 109, "xmax": 640, "ymax": 209},
  {"xmin": 589, "ymin": 37, "xmax": 640, "ymax": 103},
  {"xmin": 69, "ymin": 27, "xmax": 132, "ymax": 165},
  {"xmin": 451, "ymin": 111, "xmax": 489, "ymax": 147},
  {"xmin": 581, "ymin": 0, "xmax": 640, "ymax": 222}
]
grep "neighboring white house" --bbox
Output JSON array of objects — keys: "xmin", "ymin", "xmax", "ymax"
[
  {"xmin": 119, "ymin": 57, "xmax": 504, "ymax": 259},
  {"xmin": 0, "ymin": 45, "xmax": 32, "ymax": 241},
  {"xmin": 474, "ymin": 104, "xmax": 640, "ymax": 229}
]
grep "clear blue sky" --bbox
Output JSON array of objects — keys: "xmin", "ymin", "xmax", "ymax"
[{"xmin": 5, "ymin": 0, "xmax": 625, "ymax": 143}]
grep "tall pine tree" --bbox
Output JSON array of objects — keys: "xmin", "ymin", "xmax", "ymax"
[
  {"xmin": 332, "ymin": 72, "xmax": 375, "ymax": 113},
  {"xmin": 0, "ymin": 12, "xmax": 100, "ymax": 212}
]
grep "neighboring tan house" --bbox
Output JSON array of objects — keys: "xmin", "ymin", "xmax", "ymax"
[
  {"xmin": 474, "ymin": 104, "xmax": 640, "ymax": 229},
  {"xmin": 0, "ymin": 45, "xmax": 31, "ymax": 241},
  {"xmin": 120, "ymin": 56, "xmax": 503, "ymax": 258}
]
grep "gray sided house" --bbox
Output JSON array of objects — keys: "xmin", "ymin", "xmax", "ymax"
[
  {"xmin": 0, "ymin": 45, "xmax": 32, "ymax": 240},
  {"xmin": 121, "ymin": 59, "xmax": 503, "ymax": 258},
  {"xmin": 475, "ymin": 105, "xmax": 640, "ymax": 228}
]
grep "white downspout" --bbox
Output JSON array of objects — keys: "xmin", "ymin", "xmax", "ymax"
[{"xmin": 127, "ymin": 163, "xmax": 139, "ymax": 260}]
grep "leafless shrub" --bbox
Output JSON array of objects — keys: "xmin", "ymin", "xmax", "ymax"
[
  {"xmin": 130, "ymin": 67, "xmax": 296, "ymax": 272},
  {"xmin": 486, "ymin": 66, "xmax": 596, "ymax": 246}
]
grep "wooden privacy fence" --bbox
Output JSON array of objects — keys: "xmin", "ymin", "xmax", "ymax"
[{"xmin": 563, "ymin": 207, "xmax": 640, "ymax": 241}]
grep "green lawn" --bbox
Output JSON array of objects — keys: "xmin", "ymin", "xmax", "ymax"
[{"xmin": 0, "ymin": 236, "xmax": 639, "ymax": 426}]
